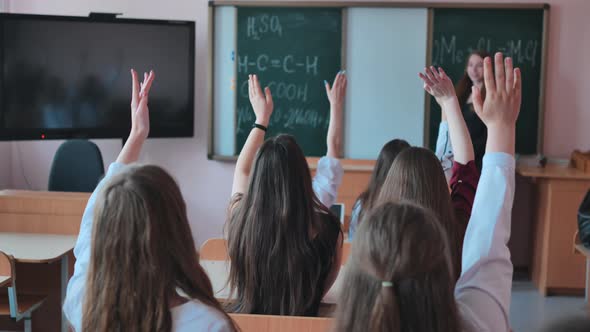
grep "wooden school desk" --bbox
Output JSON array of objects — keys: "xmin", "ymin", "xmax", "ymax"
[
  {"xmin": 0, "ymin": 233, "xmax": 77, "ymax": 332},
  {"xmin": 0, "ymin": 190, "xmax": 89, "ymax": 332},
  {"xmin": 517, "ymin": 164, "xmax": 590, "ymax": 295},
  {"xmin": 230, "ymin": 313, "xmax": 333, "ymax": 332}
]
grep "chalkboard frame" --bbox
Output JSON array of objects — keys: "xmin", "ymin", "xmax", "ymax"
[
  {"xmin": 210, "ymin": 1, "xmax": 547, "ymax": 9},
  {"xmin": 207, "ymin": 1, "xmax": 549, "ymax": 162}
]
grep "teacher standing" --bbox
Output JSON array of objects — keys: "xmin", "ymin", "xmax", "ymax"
[{"xmin": 454, "ymin": 50, "xmax": 491, "ymax": 171}]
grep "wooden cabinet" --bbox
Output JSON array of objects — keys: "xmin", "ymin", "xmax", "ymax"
[{"xmin": 519, "ymin": 165, "xmax": 590, "ymax": 295}]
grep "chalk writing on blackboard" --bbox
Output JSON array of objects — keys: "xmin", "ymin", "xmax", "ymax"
[
  {"xmin": 239, "ymin": 80, "xmax": 309, "ymax": 102},
  {"xmin": 238, "ymin": 54, "xmax": 319, "ymax": 75},
  {"xmin": 246, "ymin": 15, "xmax": 283, "ymax": 40},
  {"xmin": 432, "ymin": 35, "xmax": 539, "ymax": 67}
]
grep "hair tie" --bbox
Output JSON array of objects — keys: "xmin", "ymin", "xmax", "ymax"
[{"xmin": 382, "ymin": 281, "xmax": 393, "ymax": 288}]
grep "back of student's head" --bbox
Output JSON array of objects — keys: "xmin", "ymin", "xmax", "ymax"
[
  {"xmin": 83, "ymin": 165, "xmax": 232, "ymax": 332},
  {"xmin": 227, "ymin": 134, "xmax": 339, "ymax": 315},
  {"xmin": 377, "ymin": 146, "xmax": 460, "ymax": 277},
  {"xmin": 334, "ymin": 202, "xmax": 460, "ymax": 332},
  {"xmin": 357, "ymin": 139, "xmax": 410, "ymax": 222}
]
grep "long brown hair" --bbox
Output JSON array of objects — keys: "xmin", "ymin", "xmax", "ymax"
[
  {"xmin": 227, "ymin": 134, "xmax": 341, "ymax": 316},
  {"xmin": 83, "ymin": 165, "xmax": 236, "ymax": 332},
  {"xmin": 456, "ymin": 50, "xmax": 491, "ymax": 107},
  {"xmin": 356, "ymin": 139, "xmax": 410, "ymax": 224},
  {"xmin": 377, "ymin": 147, "xmax": 461, "ymax": 279},
  {"xmin": 333, "ymin": 202, "xmax": 461, "ymax": 332}
]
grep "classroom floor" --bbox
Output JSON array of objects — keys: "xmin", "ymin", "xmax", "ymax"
[{"xmin": 510, "ymin": 280, "xmax": 588, "ymax": 332}]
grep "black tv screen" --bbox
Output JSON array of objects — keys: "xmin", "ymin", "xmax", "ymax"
[{"xmin": 0, "ymin": 13, "xmax": 195, "ymax": 140}]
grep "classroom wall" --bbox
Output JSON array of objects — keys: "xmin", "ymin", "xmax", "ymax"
[
  {"xmin": 0, "ymin": 143, "xmax": 12, "ymax": 189},
  {"xmin": 5, "ymin": 0, "xmax": 590, "ymax": 246},
  {"xmin": 5, "ymin": 0, "xmax": 237, "ymax": 246}
]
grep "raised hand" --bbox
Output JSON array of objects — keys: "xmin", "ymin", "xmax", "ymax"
[
  {"xmin": 130, "ymin": 69, "xmax": 155, "ymax": 140},
  {"xmin": 248, "ymin": 74, "xmax": 273, "ymax": 127},
  {"xmin": 325, "ymin": 71, "xmax": 347, "ymax": 110},
  {"xmin": 472, "ymin": 53, "xmax": 521, "ymax": 128},
  {"xmin": 472, "ymin": 53, "xmax": 522, "ymax": 155},
  {"xmin": 420, "ymin": 66, "xmax": 474, "ymax": 164},
  {"xmin": 325, "ymin": 71, "xmax": 346, "ymax": 159},
  {"xmin": 419, "ymin": 66, "xmax": 456, "ymax": 106},
  {"xmin": 117, "ymin": 69, "xmax": 155, "ymax": 165}
]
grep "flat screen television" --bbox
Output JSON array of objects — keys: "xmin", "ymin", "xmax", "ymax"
[{"xmin": 0, "ymin": 13, "xmax": 195, "ymax": 140}]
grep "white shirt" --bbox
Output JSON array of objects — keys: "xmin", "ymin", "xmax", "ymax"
[
  {"xmin": 312, "ymin": 156, "xmax": 343, "ymax": 208},
  {"xmin": 63, "ymin": 162, "xmax": 233, "ymax": 332},
  {"xmin": 171, "ymin": 300, "xmax": 234, "ymax": 332},
  {"xmin": 455, "ymin": 152, "xmax": 515, "ymax": 332},
  {"xmin": 435, "ymin": 121, "xmax": 454, "ymax": 182}
]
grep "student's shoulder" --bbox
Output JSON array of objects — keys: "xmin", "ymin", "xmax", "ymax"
[{"xmin": 172, "ymin": 300, "xmax": 233, "ymax": 332}]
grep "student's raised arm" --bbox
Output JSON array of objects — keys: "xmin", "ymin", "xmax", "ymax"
[
  {"xmin": 231, "ymin": 75, "xmax": 274, "ymax": 196},
  {"xmin": 64, "ymin": 69, "xmax": 154, "ymax": 331},
  {"xmin": 455, "ymin": 53, "xmax": 521, "ymax": 332},
  {"xmin": 420, "ymin": 66, "xmax": 479, "ymax": 260},
  {"xmin": 325, "ymin": 71, "xmax": 346, "ymax": 159},
  {"xmin": 313, "ymin": 72, "xmax": 346, "ymax": 208},
  {"xmin": 117, "ymin": 70, "xmax": 154, "ymax": 165},
  {"xmin": 419, "ymin": 67, "xmax": 474, "ymax": 165}
]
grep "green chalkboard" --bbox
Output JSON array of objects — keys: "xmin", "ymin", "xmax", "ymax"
[
  {"xmin": 429, "ymin": 8, "xmax": 545, "ymax": 154},
  {"xmin": 236, "ymin": 7, "xmax": 342, "ymax": 156}
]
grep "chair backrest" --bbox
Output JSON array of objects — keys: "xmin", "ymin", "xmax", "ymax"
[
  {"xmin": 229, "ymin": 313, "xmax": 332, "ymax": 332},
  {"xmin": 0, "ymin": 250, "xmax": 46, "ymax": 320},
  {"xmin": 48, "ymin": 140, "xmax": 104, "ymax": 193},
  {"xmin": 200, "ymin": 238, "xmax": 229, "ymax": 261},
  {"xmin": 0, "ymin": 250, "xmax": 17, "ymax": 317},
  {"xmin": 0, "ymin": 250, "xmax": 14, "ymax": 287},
  {"xmin": 341, "ymin": 241, "xmax": 351, "ymax": 265},
  {"xmin": 200, "ymin": 238, "xmax": 353, "ymax": 265}
]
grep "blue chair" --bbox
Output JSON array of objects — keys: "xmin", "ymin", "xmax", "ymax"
[{"xmin": 48, "ymin": 140, "xmax": 104, "ymax": 192}]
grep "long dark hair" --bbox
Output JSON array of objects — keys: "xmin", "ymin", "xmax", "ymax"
[
  {"xmin": 356, "ymin": 139, "xmax": 410, "ymax": 224},
  {"xmin": 456, "ymin": 50, "xmax": 491, "ymax": 107},
  {"xmin": 377, "ymin": 147, "xmax": 461, "ymax": 279},
  {"xmin": 333, "ymin": 202, "xmax": 461, "ymax": 332},
  {"xmin": 227, "ymin": 134, "xmax": 341, "ymax": 316},
  {"xmin": 83, "ymin": 165, "xmax": 236, "ymax": 332}
]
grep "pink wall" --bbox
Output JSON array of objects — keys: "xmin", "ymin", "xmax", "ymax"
[
  {"xmin": 5, "ymin": 0, "xmax": 590, "ymax": 246},
  {"xmin": 0, "ymin": 143, "xmax": 12, "ymax": 189},
  {"xmin": 5, "ymin": 0, "xmax": 236, "ymax": 246}
]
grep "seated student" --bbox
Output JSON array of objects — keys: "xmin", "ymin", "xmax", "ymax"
[
  {"xmin": 226, "ymin": 72, "xmax": 346, "ymax": 316},
  {"xmin": 63, "ymin": 70, "xmax": 235, "ymax": 332},
  {"xmin": 334, "ymin": 52, "xmax": 521, "ymax": 332},
  {"xmin": 348, "ymin": 139, "xmax": 410, "ymax": 240},
  {"xmin": 349, "ymin": 67, "xmax": 474, "ymax": 242},
  {"xmin": 368, "ymin": 66, "xmax": 480, "ymax": 279}
]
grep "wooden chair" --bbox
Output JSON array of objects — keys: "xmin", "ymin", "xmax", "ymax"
[
  {"xmin": 200, "ymin": 238, "xmax": 230, "ymax": 261},
  {"xmin": 0, "ymin": 250, "xmax": 46, "ymax": 332},
  {"xmin": 229, "ymin": 313, "xmax": 332, "ymax": 332},
  {"xmin": 341, "ymin": 241, "xmax": 351, "ymax": 265},
  {"xmin": 201, "ymin": 238, "xmax": 353, "ymax": 266}
]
